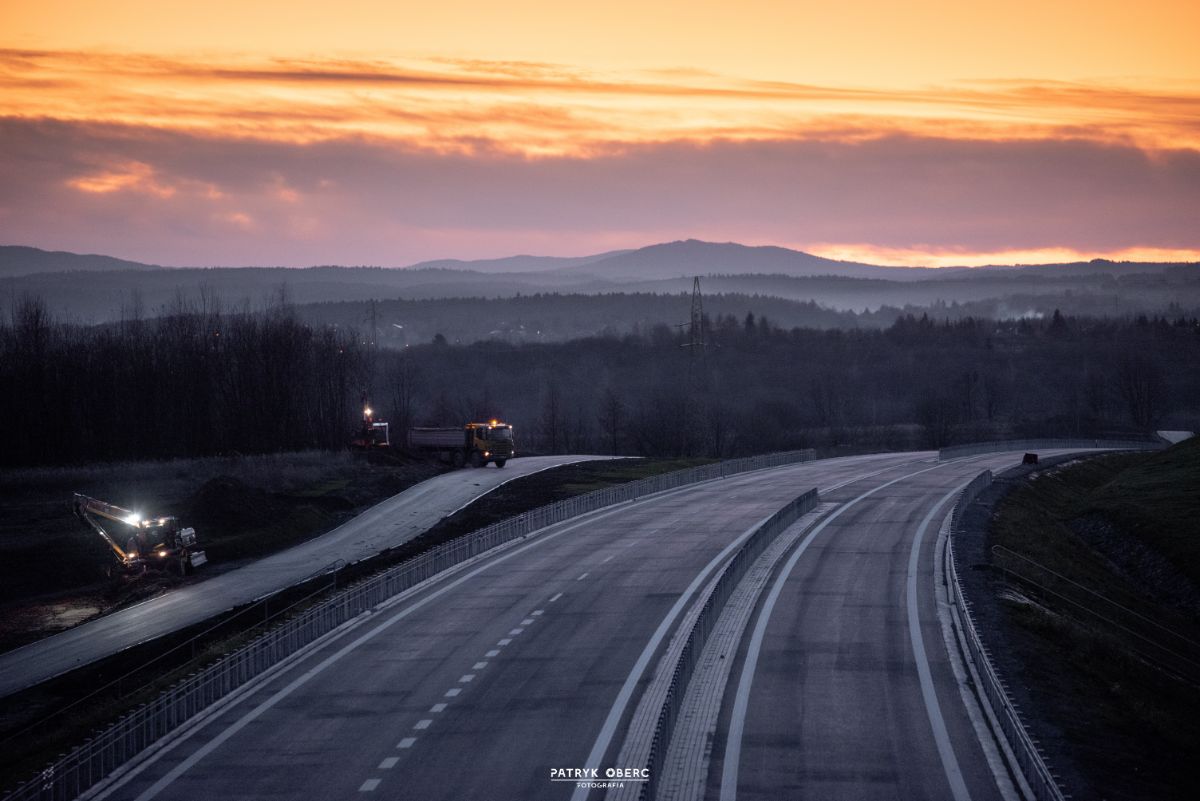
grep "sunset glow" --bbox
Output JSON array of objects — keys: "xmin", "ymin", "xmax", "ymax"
[{"xmin": 2, "ymin": 1, "xmax": 1198, "ymax": 266}]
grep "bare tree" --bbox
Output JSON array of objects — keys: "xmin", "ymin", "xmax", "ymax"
[
  {"xmin": 597, "ymin": 387, "xmax": 625, "ymax": 454},
  {"xmin": 539, "ymin": 380, "xmax": 563, "ymax": 453},
  {"xmin": 1115, "ymin": 354, "xmax": 1168, "ymax": 430},
  {"xmin": 389, "ymin": 353, "xmax": 420, "ymax": 438}
]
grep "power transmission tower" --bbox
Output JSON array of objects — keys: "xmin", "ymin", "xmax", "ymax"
[
  {"xmin": 679, "ymin": 276, "xmax": 707, "ymax": 456},
  {"xmin": 365, "ymin": 299, "xmax": 379, "ymax": 350},
  {"xmin": 362, "ymin": 299, "xmax": 380, "ymax": 399},
  {"xmin": 680, "ymin": 276, "xmax": 705, "ymax": 353}
]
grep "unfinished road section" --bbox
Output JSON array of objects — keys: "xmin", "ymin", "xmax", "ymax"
[{"xmin": 0, "ymin": 455, "xmax": 616, "ymax": 699}]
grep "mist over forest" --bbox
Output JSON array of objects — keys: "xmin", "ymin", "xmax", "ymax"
[
  {"xmin": 4, "ymin": 241, "xmax": 1198, "ymax": 339},
  {"xmin": 3, "ymin": 240, "xmax": 1198, "ymax": 468}
]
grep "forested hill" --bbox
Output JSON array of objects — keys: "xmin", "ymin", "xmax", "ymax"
[
  {"xmin": 3, "ymin": 243, "xmax": 1198, "ymax": 332},
  {"xmin": 0, "ymin": 246, "xmax": 163, "ymax": 278}
]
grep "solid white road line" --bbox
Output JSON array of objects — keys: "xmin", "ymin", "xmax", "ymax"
[
  {"xmin": 906, "ymin": 482, "xmax": 974, "ymax": 801},
  {"xmin": 569, "ymin": 511, "xmax": 777, "ymax": 801},
  {"xmin": 719, "ymin": 460, "xmax": 952, "ymax": 801},
  {"xmin": 124, "ymin": 480, "xmax": 668, "ymax": 801},
  {"xmin": 117, "ymin": 454, "xmax": 910, "ymax": 801},
  {"xmin": 934, "ymin": 513, "xmax": 1023, "ymax": 801}
]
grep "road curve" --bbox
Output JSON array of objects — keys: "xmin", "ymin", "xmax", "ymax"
[
  {"xmin": 0, "ymin": 454, "xmax": 616, "ymax": 699},
  {"xmin": 713, "ymin": 450, "xmax": 1102, "ymax": 801},
  {"xmin": 89, "ymin": 452, "xmax": 931, "ymax": 801}
]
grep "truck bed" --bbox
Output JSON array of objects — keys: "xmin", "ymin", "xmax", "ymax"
[{"xmin": 408, "ymin": 427, "xmax": 467, "ymax": 449}]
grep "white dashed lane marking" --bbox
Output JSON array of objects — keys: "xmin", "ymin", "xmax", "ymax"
[
  {"xmin": 362, "ymin": 598, "xmax": 564, "ymax": 797},
  {"xmin": 369, "ymin": 599, "xmax": 564, "ymax": 794},
  {"xmin": 576, "ymin": 572, "xmax": 589, "ymax": 581},
  {"xmin": 601, "ymin": 555, "xmax": 614, "ymax": 563}
]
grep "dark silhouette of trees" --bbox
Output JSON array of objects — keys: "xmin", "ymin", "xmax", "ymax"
[
  {"xmin": 1115, "ymin": 354, "xmax": 1169, "ymax": 429},
  {"xmin": 597, "ymin": 387, "xmax": 625, "ymax": 455},
  {"xmin": 0, "ymin": 298, "xmax": 366, "ymax": 466},
  {"xmin": 2, "ymin": 300, "xmax": 1197, "ymax": 467}
]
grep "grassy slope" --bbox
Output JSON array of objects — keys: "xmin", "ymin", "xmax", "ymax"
[
  {"xmin": 989, "ymin": 438, "xmax": 1200, "ymax": 801},
  {"xmin": 0, "ymin": 452, "xmax": 443, "ymax": 650},
  {"xmin": 0, "ymin": 455, "xmax": 709, "ymax": 794},
  {"xmin": 1083, "ymin": 436, "xmax": 1200, "ymax": 585}
]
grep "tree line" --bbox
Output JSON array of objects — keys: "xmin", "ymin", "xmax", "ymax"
[
  {"xmin": 2, "ymin": 298, "xmax": 1197, "ymax": 467},
  {"xmin": 0, "ymin": 295, "xmax": 367, "ymax": 466}
]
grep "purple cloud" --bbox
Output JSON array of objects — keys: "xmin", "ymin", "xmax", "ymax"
[{"xmin": 1, "ymin": 118, "xmax": 1197, "ymax": 266}]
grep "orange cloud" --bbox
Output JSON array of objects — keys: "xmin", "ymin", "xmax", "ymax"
[
  {"xmin": 68, "ymin": 160, "xmax": 175, "ymax": 197},
  {"xmin": 4, "ymin": 49, "xmax": 1199, "ymax": 155},
  {"xmin": 806, "ymin": 244, "xmax": 1200, "ymax": 268}
]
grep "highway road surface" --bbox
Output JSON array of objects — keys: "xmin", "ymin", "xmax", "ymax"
[
  {"xmin": 0, "ymin": 454, "xmax": 616, "ymax": 699},
  {"xmin": 82, "ymin": 448, "xmax": 1090, "ymax": 801}
]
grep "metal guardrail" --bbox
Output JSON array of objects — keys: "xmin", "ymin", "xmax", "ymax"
[
  {"xmin": 945, "ymin": 470, "xmax": 1069, "ymax": 801},
  {"xmin": 2, "ymin": 449, "xmax": 816, "ymax": 801},
  {"xmin": 938, "ymin": 438, "xmax": 1161, "ymax": 461},
  {"xmin": 640, "ymin": 488, "xmax": 820, "ymax": 801}
]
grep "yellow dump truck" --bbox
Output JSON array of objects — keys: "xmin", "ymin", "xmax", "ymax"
[{"xmin": 407, "ymin": 420, "xmax": 515, "ymax": 468}]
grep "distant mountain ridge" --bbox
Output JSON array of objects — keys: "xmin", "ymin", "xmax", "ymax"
[
  {"xmin": 4, "ymin": 240, "xmax": 1194, "ymax": 280},
  {"xmin": 2, "ymin": 241, "xmax": 1196, "ymax": 327},
  {"xmin": 405, "ymin": 249, "xmax": 633, "ymax": 273},
  {"xmin": 0, "ymin": 246, "xmax": 164, "ymax": 278},
  {"xmin": 547, "ymin": 239, "xmax": 934, "ymax": 281}
]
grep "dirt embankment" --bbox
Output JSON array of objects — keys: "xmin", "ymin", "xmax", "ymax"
[
  {"xmin": 0, "ymin": 451, "xmax": 443, "ymax": 653},
  {"xmin": 959, "ymin": 438, "xmax": 1200, "ymax": 801}
]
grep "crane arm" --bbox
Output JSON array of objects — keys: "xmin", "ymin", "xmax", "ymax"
[{"xmin": 72, "ymin": 494, "xmax": 132, "ymax": 562}]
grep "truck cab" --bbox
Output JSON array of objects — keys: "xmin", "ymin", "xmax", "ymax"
[{"xmin": 466, "ymin": 421, "xmax": 515, "ymax": 467}]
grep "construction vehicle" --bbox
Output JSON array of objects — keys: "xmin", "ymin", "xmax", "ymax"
[
  {"xmin": 350, "ymin": 394, "xmax": 391, "ymax": 450},
  {"xmin": 408, "ymin": 420, "xmax": 515, "ymax": 468},
  {"xmin": 73, "ymin": 494, "xmax": 208, "ymax": 575}
]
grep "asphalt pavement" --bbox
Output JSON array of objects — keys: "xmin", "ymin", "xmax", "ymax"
[
  {"xmin": 0, "ymin": 454, "xmax": 616, "ymax": 699},
  {"xmin": 28, "ymin": 449, "xmax": 1098, "ymax": 800},
  {"xmin": 91, "ymin": 452, "xmax": 929, "ymax": 801}
]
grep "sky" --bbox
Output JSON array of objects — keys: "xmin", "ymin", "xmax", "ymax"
[{"xmin": 1, "ymin": 0, "xmax": 1199, "ymax": 267}]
